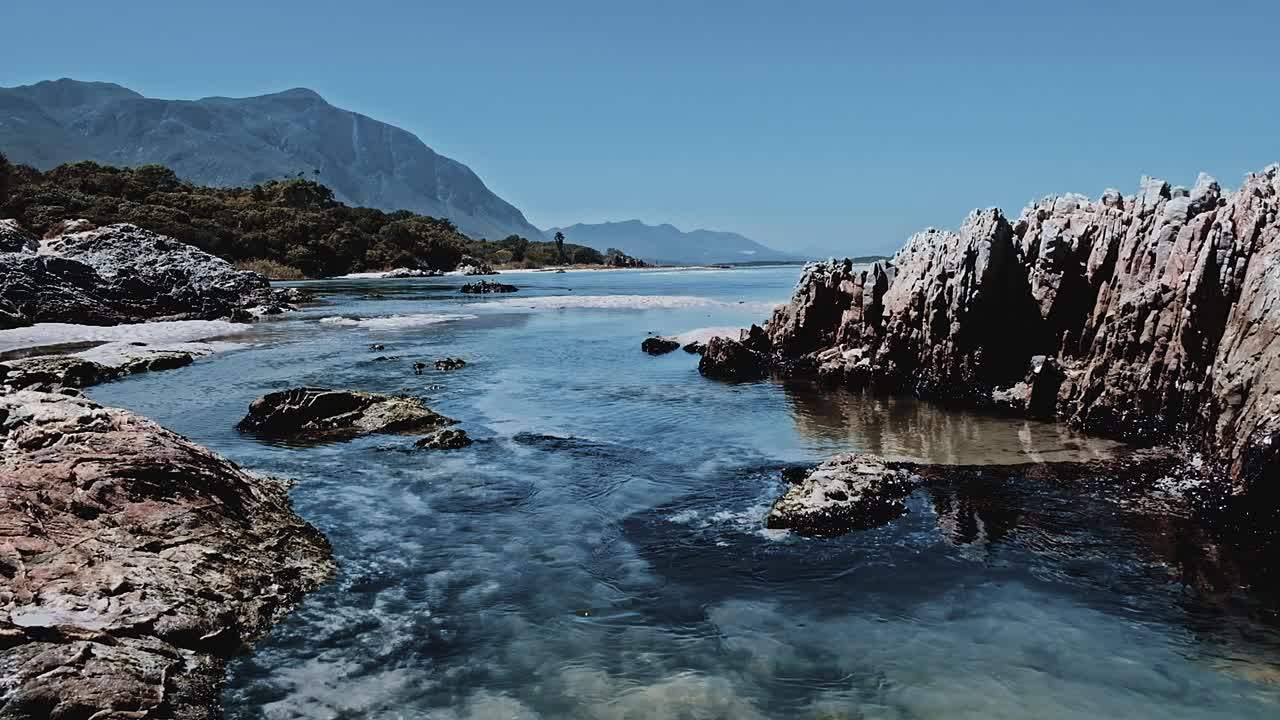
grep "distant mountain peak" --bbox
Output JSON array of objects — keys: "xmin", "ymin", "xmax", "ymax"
[
  {"xmin": 548, "ymin": 220, "xmax": 801, "ymax": 265},
  {"xmin": 0, "ymin": 78, "xmax": 541, "ymax": 241}
]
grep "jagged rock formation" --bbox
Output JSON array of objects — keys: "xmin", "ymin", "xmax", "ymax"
[
  {"xmin": 707, "ymin": 165, "xmax": 1280, "ymax": 498},
  {"xmin": 0, "ymin": 390, "xmax": 333, "ymax": 719},
  {"xmin": 237, "ymin": 387, "xmax": 456, "ymax": 442},
  {"xmin": 0, "ymin": 220, "xmax": 304, "ymax": 329}
]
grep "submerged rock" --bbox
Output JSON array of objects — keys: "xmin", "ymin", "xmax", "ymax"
[
  {"xmin": 435, "ymin": 357, "xmax": 467, "ymax": 371},
  {"xmin": 415, "ymin": 427, "xmax": 473, "ymax": 450},
  {"xmin": 641, "ymin": 337, "xmax": 680, "ymax": 355},
  {"xmin": 237, "ymin": 387, "xmax": 455, "ymax": 442},
  {"xmin": 460, "ymin": 280, "xmax": 518, "ymax": 294},
  {"xmin": 0, "ymin": 348, "xmax": 201, "ymax": 393},
  {"xmin": 0, "ymin": 390, "xmax": 333, "ymax": 719},
  {"xmin": 766, "ymin": 453, "xmax": 917, "ymax": 536},
  {"xmin": 0, "ymin": 221, "xmax": 302, "ymax": 329}
]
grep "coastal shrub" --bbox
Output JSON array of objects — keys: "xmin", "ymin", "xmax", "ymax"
[
  {"xmin": 234, "ymin": 258, "xmax": 307, "ymax": 280},
  {"xmin": 0, "ymin": 160, "xmax": 608, "ymax": 277},
  {"xmin": 0, "ymin": 152, "xmax": 9, "ymax": 208}
]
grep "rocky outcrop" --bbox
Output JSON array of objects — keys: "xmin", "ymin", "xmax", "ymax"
[
  {"xmin": 1, "ymin": 349, "xmax": 203, "ymax": 393},
  {"xmin": 714, "ymin": 165, "xmax": 1280, "ymax": 498},
  {"xmin": 382, "ymin": 267, "xmax": 442, "ymax": 278},
  {"xmin": 459, "ymin": 280, "xmax": 518, "ymax": 294},
  {"xmin": 641, "ymin": 337, "xmax": 680, "ymax": 355},
  {"xmin": 455, "ymin": 257, "xmax": 497, "ymax": 276},
  {"xmin": 767, "ymin": 454, "xmax": 918, "ymax": 536},
  {"xmin": 415, "ymin": 428, "xmax": 473, "ymax": 450},
  {"xmin": 0, "ymin": 221, "xmax": 305, "ymax": 329},
  {"xmin": 0, "ymin": 391, "xmax": 333, "ymax": 719},
  {"xmin": 696, "ymin": 325, "xmax": 772, "ymax": 381},
  {"xmin": 237, "ymin": 387, "xmax": 455, "ymax": 442},
  {"xmin": 434, "ymin": 357, "xmax": 466, "ymax": 371}
]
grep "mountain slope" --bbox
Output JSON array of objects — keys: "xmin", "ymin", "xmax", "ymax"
[
  {"xmin": 0, "ymin": 78, "xmax": 542, "ymax": 241},
  {"xmin": 546, "ymin": 220, "xmax": 803, "ymax": 265}
]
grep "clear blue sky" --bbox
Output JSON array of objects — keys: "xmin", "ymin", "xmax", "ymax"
[{"xmin": 6, "ymin": 0, "xmax": 1279, "ymax": 255}]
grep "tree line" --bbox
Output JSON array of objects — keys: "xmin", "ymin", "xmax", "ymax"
[{"xmin": 0, "ymin": 155, "xmax": 609, "ymax": 277}]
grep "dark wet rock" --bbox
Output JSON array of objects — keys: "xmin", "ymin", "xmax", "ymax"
[
  {"xmin": 641, "ymin": 337, "xmax": 680, "ymax": 355},
  {"xmin": 766, "ymin": 453, "xmax": 917, "ymax": 536},
  {"xmin": 0, "ymin": 219, "xmax": 38, "ymax": 254},
  {"xmin": 415, "ymin": 428, "xmax": 473, "ymax": 450},
  {"xmin": 741, "ymin": 165, "xmax": 1280, "ymax": 500},
  {"xmin": 683, "ymin": 341, "xmax": 707, "ymax": 355},
  {"xmin": 237, "ymin": 387, "xmax": 455, "ymax": 442},
  {"xmin": 434, "ymin": 357, "xmax": 467, "ymax": 371},
  {"xmin": 370, "ymin": 344, "xmax": 386, "ymax": 351},
  {"xmin": 460, "ymin": 280, "xmax": 518, "ymax": 294},
  {"xmin": 698, "ymin": 336, "xmax": 767, "ymax": 381},
  {"xmin": 413, "ymin": 361, "xmax": 427, "ymax": 375},
  {"xmin": 0, "ymin": 390, "xmax": 333, "ymax": 720},
  {"xmin": 0, "ymin": 221, "xmax": 302, "ymax": 329}
]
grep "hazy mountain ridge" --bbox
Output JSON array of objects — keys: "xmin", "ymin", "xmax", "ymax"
[
  {"xmin": 546, "ymin": 219, "xmax": 804, "ymax": 265},
  {"xmin": 0, "ymin": 78, "xmax": 542, "ymax": 241}
]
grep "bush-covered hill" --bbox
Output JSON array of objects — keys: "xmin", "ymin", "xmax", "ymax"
[{"xmin": 0, "ymin": 158, "xmax": 606, "ymax": 277}]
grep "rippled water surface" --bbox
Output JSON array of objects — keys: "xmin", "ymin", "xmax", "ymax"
[{"xmin": 87, "ymin": 266, "xmax": 1280, "ymax": 719}]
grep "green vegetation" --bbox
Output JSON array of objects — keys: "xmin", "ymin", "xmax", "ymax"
[
  {"xmin": 0, "ymin": 160, "xmax": 608, "ymax": 277},
  {"xmin": 0, "ymin": 152, "xmax": 10, "ymax": 208}
]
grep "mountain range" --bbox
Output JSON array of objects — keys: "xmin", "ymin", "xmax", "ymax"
[
  {"xmin": 546, "ymin": 220, "xmax": 803, "ymax": 265},
  {"xmin": 0, "ymin": 78, "xmax": 542, "ymax": 241},
  {"xmin": 1, "ymin": 78, "xmax": 802, "ymax": 264}
]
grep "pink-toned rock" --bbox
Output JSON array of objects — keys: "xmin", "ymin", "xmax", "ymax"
[
  {"xmin": 0, "ymin": 391, "xmax": 333, "ymax": 719},
  {"xmin": 722, "ymin": 164, "xmax": 1280, "ymax": 497}
]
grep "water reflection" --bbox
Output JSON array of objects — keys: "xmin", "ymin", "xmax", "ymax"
[{"xmin": 783, "ymin": 381, "xmax": 1128, "ymax": 464}]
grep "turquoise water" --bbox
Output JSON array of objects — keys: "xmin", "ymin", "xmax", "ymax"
[{"xmin": 87, "ymin": 267, "xmax": 1280, "ymax": 719}]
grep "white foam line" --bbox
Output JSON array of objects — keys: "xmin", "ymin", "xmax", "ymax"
[
  {"xmin": 317, "ymin": 313, "xmax": 477, "ymax": 330},
  {"xmin": 0, "ymin": 320, "xmax": 243, "ymax": 354},
  {"xmin": 477, "ymin": 294, "xmax": 781, "ymax": 313}
]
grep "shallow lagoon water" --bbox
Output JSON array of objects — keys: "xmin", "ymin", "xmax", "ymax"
[{"xmin": 86, "ymin": 266, "xmax": 1280, "ymax": 718}]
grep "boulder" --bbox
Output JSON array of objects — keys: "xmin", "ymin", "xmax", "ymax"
[
  {"xmin": 237, "ymin": 387, "xmax": 455, "ymax": 442},
  {"xmin": 0, "ymin": 349, "xmax": 200, "ymax": 393},
  {"xmin": 415, "ymin": 428, "xmax": 473, "ymax": 450},
  {"xmin": 697, "ymin": 334, "xmax": 768, "ymax": 381},
  {"xmin": 0, "ymin": 222, "xmax": 301, "ymax": 328},
  {"xmin": 641, "ymin": 337, "xmax": 680, "ymax": 355},
  {"xmin": 682, "ymin": 341, "xmax": 707, "ymax": 355},
  {"xmin": 766, "ymin": 453, "xmax": 917, "ymax": 536},
  {"xmin": 0, "ymin": 391, "xmax": 333, "ymax": 719},
  {"xmin": 434, "ymin": 357, "xmax": 467, "ymax": 371},
  {"xmin": 460, "ymin": 280, "xmax": 518, "ymax": 294}
]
